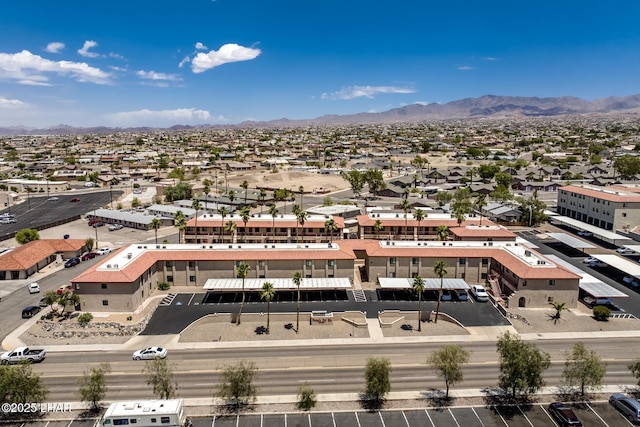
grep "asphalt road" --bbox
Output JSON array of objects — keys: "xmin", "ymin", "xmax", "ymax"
[{"xmin": 30, "ymin": 337, "xmax": 640, "ymax": 401}]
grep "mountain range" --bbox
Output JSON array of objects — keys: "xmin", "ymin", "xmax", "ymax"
[{"xmin": 2, "ymin": 94, "xmax": 640, "ymax": 136}]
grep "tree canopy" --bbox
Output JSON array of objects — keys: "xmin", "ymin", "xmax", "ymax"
[
  {"xmin": 614, "ymin": 154, "xmax": 640, "ymax": 179},
  {"xmin": 164, "ymin": 182, "xmax": 193, "ymax": 203},
  {"xmin": 427, "ymin": 345, "xmax": 471, "ymax": 398},
  {"xmin": 217, "ymin": 361, "xmax": 258, "ymax": 408},
  {"xmin": 562, "ymin": 342, "xmax": 606, "ymax": 396},
  {"xmin": 15, "ymin": 228, "xmax": 40, "ymax": 244},
  {"xmin": 78, "ymin": 363, "xmax": 111, "ymax": 411},
  {"xmin": 144, "ymin": 358, "xmax": 176, "ymax": 400},
  {"xmin": 0, "ymin": 363, "xmax": 48, "ymax": 405},
  {"xmin": 496, "ymin": 332, "xmax": 550, "ymax": 398},
  {"xmin": 364, "ymin": 357, "xmax": 391, "ymax": 407}
]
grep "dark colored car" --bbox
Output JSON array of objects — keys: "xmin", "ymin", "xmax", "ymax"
[
  {"xmin": 64, "ymin": 257, "xmax": 81, "ymax": 268},
  {"xmin": 92, "ymin": 222, "xmax": 105, "ymax": 228},
  {"xmin": 81, "ymin": 252, "xmax": 98, "ymax": 261},
  {"xmin": 22, "ymin": 305, "xmax": 41, "ymax": 319},
  {"xmin": 548, "ymin": 403, "xmax": 583, "ymax": 427},
  {"xmin": 69, "ymin": 198, "xmax": 80, "ymax": 202}
]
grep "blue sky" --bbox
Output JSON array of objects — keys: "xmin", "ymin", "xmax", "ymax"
[{"xmin": 1, "ymin": 0, "xmax": 639, "ymax": 128}]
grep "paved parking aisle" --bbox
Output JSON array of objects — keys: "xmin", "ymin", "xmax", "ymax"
[
  {"xmin": 308, "ymin": 412, "xmax": 335, "ymax": 427},
  {"xmin": 284, "ymin": 413, "xmax": 309, "ymax": 427},
  {"xmin": 590, "ymin": 402, "xmax": 636, "ymax": 426},
  {"xmin": 571, "ymin": 404, "xmax": 609, "ymax": 426},
  {"xmin": 212, "ymin": 414, "xmax": 240, "ymax": 427},
  {"xmin": 71, "ymin": 420, "xmax": 98, "ymax": 427},
  {"xmin": 402, "ymin": 409, "xmax": 431, "ymax": 426},
  {"xmin": 379, "ymin": 410, "xmax": 409, "ymax": 426},
  {"xmin": 426, "ymin": 407, "xmax": 456, "ymax": 426},
  {"xmin": 493, "ymin": 405, "xmax": 532, "ymax": 427},
  {"xmin": 471, "ymin": 407, "xmax": 509, "ymax": 427},
  {"xmin": 331, "ymin": 412, "xmax": 358, "ymax": 426},
  {"xmin": 519, "ymin": 404, "xmax": 553, "ymax": 426},
  {"xmin": 354, "ymin": 411, "xmax": 384, "ymax": 427},
  {"xmin": 450, "ymin": 407, "xmax": 486, "ymax": 427},
  {"xmin": 237, "ymin": 414, "xmax": 262, "ymax": 427},
  {"xmin": 191, "ymin": 416, "xmax": 213, "ymax": 427}
]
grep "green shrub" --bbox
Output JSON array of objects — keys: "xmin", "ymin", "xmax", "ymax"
[
  {"xmin": 78, "ymin": 313, "xmax": 94, "ymax": 326},
  {"xmin": 296, "ymin": 383, "xmax": 317, "ymax": 411},
  {"xmin": 127, "ymin": 316, "xmax": 133, "ymax": 321},
  {"xmin": 158, "ymin": 282, "xmax": 170, "ymax": 291},
  {"xmin": 593, "ymin": 305, "xmax": 610, "ymax": 321}
]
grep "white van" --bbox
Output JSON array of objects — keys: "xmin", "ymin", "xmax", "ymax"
[{"xmin": 97, "ymin": 400, "xmax": 186, "ymax": 427}]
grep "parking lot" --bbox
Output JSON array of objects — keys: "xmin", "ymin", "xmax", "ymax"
[{"xmin": 2, "ymin": 402, "xmax": 635, "ymax": 427}]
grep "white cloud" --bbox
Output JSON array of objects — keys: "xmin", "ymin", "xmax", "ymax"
[
  {"xmin": 109, "ymin": 52, "xmax": 125, "ymax": 60},
  {"xmin": 458, "ymin": 66, "xmax": 474, "ymax": 70},
  {"xmin": 195, "ymin": 42, "xmax": 208, "ymax": 51},
  {"xmin": 0, "ymin": 50, "xmax": 111, "ymax": 85},
  {"xmin": 136, "ymin": 70, "xmax": 182, "ymax": 81},
  {"xmin": 107, "ymin": 108, "xmax": 211, "ymax": 126},
  {"xmin": 178, "ymin": 56, "xmax": 190, "ymax": 68},
  {"xmin": 0, "ymin": 97, "xmax": 24, "ymax": 107},
  {"xmin": 321, "ymin": 85, "xmax": 415, "ymax": 100},
  {"xmin": 44, "ymin": 42, "xmax": 65, "ymax": 53},
  {"xmin": 78, "ymin": 40, "xmax": 99, "ymax": 58},
  {"xmin": 483, "ymin": 57, "xmax": 498, "ymax": 61},
  {"xmin": 191, "ymin": 43, "xmax": 261, "ymax": 73}
]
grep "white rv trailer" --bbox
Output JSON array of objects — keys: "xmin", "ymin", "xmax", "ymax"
[{"xmin": 96, "ymin": 400, "xmax": 187, "ymax": 427}]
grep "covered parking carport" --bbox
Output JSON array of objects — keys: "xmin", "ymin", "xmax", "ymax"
[
  {"xmin": 202, "ymin": 277, "xmax": 352, "ymax": 303},
  {"xmin": 377, "ymin": 277, "xmax": 469, "ymax": 301},
  {"xmin": 545, "ymin": 232, "xmax": 596, "ymax": 255},
  {"xmin": 548, "ymin": 215, "xmax": 633, "ymax": 246}
]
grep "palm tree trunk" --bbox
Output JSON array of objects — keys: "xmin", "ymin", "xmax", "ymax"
[
  {"xmin": 435, "ymin": 278, "xmax": 443, "ymax": 324},
  {"xmin": 155, "ymin": 230, "xmax": 158, "ymax": 244},
  {"xmin": 417, "ymin": 294, "xmax": 422, "ymax": 332},
  {"xmin": 296, "ymin": 286, "xmax": 300, "ymax": 333},
  {"xmin": 266, "ymin": 300, "xmax": 271, "ymax": 334},
  {"xmin": 195, "ymin": 217, "xmax": 198, "ymax": 243},
  {"xmin": 236, "ymin": 279, "xmax": 245, "ymax": 325}
]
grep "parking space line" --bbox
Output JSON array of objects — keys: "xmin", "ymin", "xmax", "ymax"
[
  {"xmin": 187, "ymin": 293, "xmax": 195, "ymax": 305},
  {"xmin": 354, "ymin": 411, "xmax": 362, "ymax": 427},
  {"xmin": 492, "ymin": 406, "xmax": 509, "ymax": 426},
  {"xmin": 378, "ymin": 411, "xmax": 386, "ymax": 427},
  {"xmin": 448, "ymin": 408, "xmax": 461, "ymax": 427},
  {"xmin": 211, "ymin": 415, "xmax": 215, "ymax": 427},
  {"xmin": 331, "ymin": 412, "xmax": 337, "ymax": 427},
  {"xmin": 401, "ymin": 411, "xmax": 411, "ymax": 427},
  {"xmin": 540, "ymin": 406, "xmax": 560, "ymax": 426},
  {"xmin": 67, "ymin": 421, "xmax": 74, "ymax": 427},
  {"xmin": 586, "ymin": 402, "xmax": 611, "ymax": 427},
  {"xmin": 471, "ymin": 408, "xmax": 485, "ymax": 427},
  {"xmin": 307, "ymin": 413, "xmax": 312, "ymax": 427},
  {"xmin": 424, "ymin": 409, "xmax": 435, "ymax": 427},
  {"xmin": 517, "ymin": 405, "xmax": 535, "ymax": 426}
]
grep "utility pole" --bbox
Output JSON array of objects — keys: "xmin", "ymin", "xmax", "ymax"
[
  {"xmin": 94, "ymin": 207, "xmax": 99, "ymax": 250},
  {"xmin": 25, "ymin": 186, "xmax": 31, "ymax": 211}
]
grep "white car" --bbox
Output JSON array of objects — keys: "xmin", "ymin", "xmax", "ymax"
[
  {"xmin": 27, "ymin": 282, "xmax": 40, "ymax": 294},
  {"xmin": 589, "ymin": 261, "xmax": 608, "ymax": 268},
  {"xmin": 108, "ymin": 224, "xmax": 123, "ymax": 231},
  {"xmin": 582, "ymin": 257, "xmax": 599, "ymax": 264},
  {"xmin": 97, "ymin": 247, "xmax": 112, "ymax": 255},
  {"xmin": 577, "ymin": 231, "xmax": 593, "ymax": 237},
  {"xmin": 616, "ymin": 247, "xmax": 637, "ymax": 255},
  {"xmin": 469, "ymin": 285, "xmax": 489, "ymax": 302},
  {"xmin": 133, "ymin": 347, "xmax": 168, "ymax": 360}
]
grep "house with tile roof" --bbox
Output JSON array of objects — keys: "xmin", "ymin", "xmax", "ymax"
[{"xmin": 0, "ymin": 239, "xmax": 87, "ymax": 280}]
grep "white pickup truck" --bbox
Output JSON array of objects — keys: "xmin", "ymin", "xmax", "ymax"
[{"xmin": 0, "ymin": 346, "xmax": 46, "ymax": 364}]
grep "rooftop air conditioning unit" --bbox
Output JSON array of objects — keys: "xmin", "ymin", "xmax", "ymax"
[
  {"xmin": 143, "ymin": 245, "xmax": 147, "ymax": 249},
  {"xmin": 107, "ymin": 264, "xmax": 112, "ymax": 268},
  {"xmin": 272, "ymin": 245, "xmax": 276, "ymax": 248},
  {"xmin": 162, "ymin": 245, "xmax": 167, "ymax": 249},
  {"xmin": 156, "ymin": 245, "xmax": 160, "ymax": 249},
  {"xmin": 305, "ymin": 245, "xmax": 309, "ymax": 248},
  {"xmin": 127, "ymin": 253, "xmax": 132, "ymax": 259},
  {"xmin": 229, "ymin": 245, "xmax": 233, "ymax": 248},
  {"xmin": 525, "ymin": 250, "xmax": 531, "ymax": 257},
  {"xmin": 386, "ymin": 241, "xmax": 390, "ymax": 246},
  {"xmin": 138, "ymin": 246, "xmax": 142, "ymax": 249},
  {"xmin": 483, "ymin": 242, "xmax": 487, "ymax": 246},
  {"xmin": 113, "ymin": 264, "xmax": 118, "ymax": 268}
]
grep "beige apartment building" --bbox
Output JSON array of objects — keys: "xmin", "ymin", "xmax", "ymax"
[{"xmin": 557, "ymin": 184, "xmax": 640, "ymax": 231}]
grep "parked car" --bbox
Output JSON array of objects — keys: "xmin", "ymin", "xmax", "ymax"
[
  {"xmin": 0, "ymin": 346, "xmax": 46, "ymax": 364},
  {"xmin": 81, "ymin": 252, "xmax": 98, "ymax": 261},
  {"xmin": 577, "ymin": 231, "xmax": 593, "ymax": 237},
  {"xmin": 132, "ymin": 347, "xmax": 168, "ymax": 360},
  {"xmin": 609, "ymin": 393, "xmax": 640, "ymax": 422},
  {"xmin": 589, "ymin": 261, "xmax": 608, "ymax": 268},
  {"xmin": 440, "ymin": 290, "xmax": 452, "ymax": 301},
  {"xmin": 64, "ymin": 257, "xmax": 80, "ymax": 268},
  {"xmin": 69, "ymin": 198, "xmax": 80, "ymax": 202},
  {"xmin": 92, "ymin": 221, "xmax": 105, "ymax": 228},
  {"xmin": 21, "ymin": 305, "xmax": 41, "ymax": 319},
  {"xmin": 583, "ymin": 296, "xmax": 613, "ymax": 307},
  {"xmin": 57, "ymin": 284, "xmax": 73, "ymax": 295},
  {"xmin": 469, "ymin": 284, "xmax": 489, "ymax": 302},
  {"xmin": 46, "ymin": 196, "xmax": 59, "ymax": 201},
  {"xmin": 623, "ymin": 276, "xmax": 640, "ymax": 287},
  {"xmin": 97, "ymin": 247, "xmax": 112, "ymax": 256},
  {"xmin": 582, "ymin": 257, "xmax": 599, "ymax": 264},
  {"xmin": 548, "ymin": 402, "xmax": 583, "ymax": 427},
  {"xmin": 27, "ymin": 282, "xmax": 40, "ymax": 294},
  {"xmin": 39, "ymin": 297, "xmax": 49, "ymax": 307},
  {"xmin": 616, "ymin": 247, "xmax": 637, "ymax": 255},
  {"xmin": 109, "ymin": 224, "xmax": 124, "ymax": 231},
  {"xmin": 453, "ymin": 289, "xmax": 468, "ymax": 301}
]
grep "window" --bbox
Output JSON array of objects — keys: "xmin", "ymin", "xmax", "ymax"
[
  {"xmin": 102, "ymin": 300, "xmax": 109, "ymax": 306},
  {"xmin": 259, "ymin": 260, "xmax": 265, "ymax": 267},
  {"xmin": 305, "ymin": 260, "xmax": 312, "ymax": 268},
  {"xmin": 481, "ymin": 273, "xmax": 487, "ymax": 279},
  {"xmin": 160, "ymin": 417, "xmax": 171, "ymax": 424},
  {"xmin": 549, "ymin": 280, "xmax": 555, "ymax": 286},
  {"xmin": 389, "ymin": 257, "xmax": 396, "ymax": 265},
  {"xmin": 113, "ymin": 419, "xmax": 129, "ymax": 425},
  {"xmin": 188, "ymin": 261, "xmax": 195, "ymax": 268},
  {"xmin": 101, "ymin": 283, "xmax": 107, "ymax": 289},
  {"xmin": 412, "ymin": 257, "xmax": 419, "ymax": 265},
  {"xmin": 130, "ymin": 420, "xmax": 137, "ymax": 424},
  {"xmin": 482, "ymin": 258, "xmax": 488, "ymax": 265},
  {"xmin": 167, "ymin": 275, "xmax": 173, "ymax": 282},
  {"xmin": 548, "ymin": 296, "xmax": 554, "ymax": 302},
  {"xmin": 623, "ymin": 213, "xmax": 627, "ymax": 217},
  {"xmin": 235, "ymin": 261, "xmax": 242, "ymax": 267},
  {"xmin": 189, "ymin": 275, "xmax": 196, "ymax": 283},
  {"xmin": 150, "ymin": 419, "xmax": 156, "ymax": 423},
  {"xmin": 328, "ymin": 260, "xmax": 335, "ymax": 267},
  {"xmin": 165, "ymin": 261, "xmax": 172, "ymax": 268},
  {"xmin": 459, "ymin": 258, "xmax": 466, "ymax": 265}
]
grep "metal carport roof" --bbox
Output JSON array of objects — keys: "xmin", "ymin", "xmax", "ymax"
[
  {"xmin": 203, "ymin": 277, "xmax": 351, "ymax": 291},
  {"xmin": 590, "ymin": 254, "xmax": 640, "ymax": 277},
  {"xmin": 543, "ymin": 254, "xmax": 628, "ymax": 298},
  {"xmin": 546, "ymin": 232, "xmax": 596, "ymax": 249},
  {"xmin": 378, "ymin": 278, "xmax": 469, "ymax": 289},
  {"xmin": 548, "ymin": 215, "xmax": 632, "ymax": 245}
]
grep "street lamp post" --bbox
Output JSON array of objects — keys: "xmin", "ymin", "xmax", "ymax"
[
  {"xmin": 94, "ymin": 207, "xmax": 99, "ymax": 250},
  {"xmin": 25, "ymin": 186, "xmax": 31, "ymax": 211}
]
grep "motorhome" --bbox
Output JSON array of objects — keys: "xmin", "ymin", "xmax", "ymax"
[{"xmin": 96, "ymin": 400, "xmax": 186, "ymax": 427}]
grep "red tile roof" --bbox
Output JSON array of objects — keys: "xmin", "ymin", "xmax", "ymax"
[
  {"xmin": 0, "ymin": 239, "xmax": 86, "ymax": 270},
  {"xmin": 188, "ymin": 216, "xmax": 345, "ymax": 229},
  {"xmin": 450, "ymin": 226, "xmax": 516, "ymax": 239},
  {"xmin": 356, "ymin": 214, "xmax": 497, "ymax": 228}
]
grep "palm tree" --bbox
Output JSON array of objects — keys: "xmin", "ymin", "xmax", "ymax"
[
  {"xmin": 454, "ymin": 207, "xmax": 466, "ymax": 227},
  {"xmin": 433, "ymin": 261, "xmax": 448, "ymax": 324},
  {"xmin": 260, "ymin": 281, "xmax": 276, "ymax": 334},
  {"xmin": 400, "ymin": 198, "xmax": 411, "ymax": 240},
  {"xmin": 217, "ymin": 206, "xmax": 228, "ymax": 243},
  {"xmin": 412, "ymin": 275, "xmax": 425, "ymax": 331},
  {"xmin": 298, "ymin": 186, "xmax": 304, "ymax": 210},
  {"xmin": 413, "ymin": 208, "xmax": 426, "ymax": 240},
  {"xmin": 292, "ymin": 271, "xmax": 302, "ymax": 333},
  {"xmin": 550, "ymin": 301, "xmax": 568, "ymax": 320},
  {"xmin": 173, "ymin": 210, "xmax": 186, "ymax": 244},
  {"xmin": 373, "ymin": 219, "xmax": 383, "ymax": 239},
  {"xmin": 202, "ymin": 178, "xmax": 212, "ymax": 210},
  {"xmin": 258, "ymin": 188, "xmax": 266, "ymax": 215},
  {"xmin": 235, "ymin": 262, "xmax": 251, "ymax": 325},
  {"xmin": 240, "ymin": 206, "xmax": 251, "ymax": 243},
  {"xmin": 228, "ymin": 190, "xmax": 237, "ymax": 208},
  {"xmin": 150, "ymin": 217, "xmax": 162, "ymax": 244},
  {"xmin": 324, "ymin": 218, "xmax": 338, "ymax": 243},
  {"xmin": 241, "ymin": 180, "xmax": 249, "ymax": 205},
  {"xmin": 269, "ymin": 204, "xmax": 279, "ymax": 242},
  {"xmin": 475, "ymin": 194, "xmax": 487, "ymax": 225},
  {"xmin": 192, "ymin": 198, "xmax": 202, "ymax": 243},
  {"xmin": 296, "ymin": 209, "xmax": 308, "ymax": 244},
  {"xmin": 291, "ymin": 204, "xmax": 302, "ymax": 243},
  {"xmin": 436, "ymin": 225, "xmax": 449, "ymax": 242},
  {"xmin": 466, "ymin": 167, "xmax": 478, "ymax": 185},
  {"xmin": 224, "ymin": 220, "xmax": 236, "ymax": 244}
]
